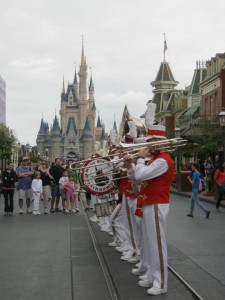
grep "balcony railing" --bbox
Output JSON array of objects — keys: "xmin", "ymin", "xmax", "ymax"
[{"xmin": 179, "ymin": 115, "xmax": 220, "ymax": 130}]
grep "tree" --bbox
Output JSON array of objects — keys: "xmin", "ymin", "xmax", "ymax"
[
  {"xmin": 181, "ymin": 118, "xmax": 221, "ymax": 159},
  {"xmin": 0, "ymin": 126, "xmax": 16, "ymax": 160}
]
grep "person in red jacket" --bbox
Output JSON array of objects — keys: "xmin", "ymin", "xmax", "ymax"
[
  {"xmin": 214, "ymin": 161, "xmax": 225, "ymax": 211},
  {"xmin": 124, "ymin": 123, "xmax": 173, "ymax": 296}
]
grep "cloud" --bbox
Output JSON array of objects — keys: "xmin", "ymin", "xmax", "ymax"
[
  {"xmin": 97, "ymin": 90, "xmax": 149, "ymax": 131},
  {"xmin": 1, "ymin": 0, "xmax": 225, "ymax": 147},
  {"xmin": 10, "ymin": 56, "xmax": 55, "ymax": 74}
]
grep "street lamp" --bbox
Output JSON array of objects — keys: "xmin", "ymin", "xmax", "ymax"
[
  {"xmin": 175, "ymin": 127, "xmax": 181, "ymax": 171},
  {"xmin": 45, "ymin": 148, "xmax": 48, "ymax": 157},
  {"xmin": 219, "ymin": 108, "xmax": 225, "ymax": 161}
]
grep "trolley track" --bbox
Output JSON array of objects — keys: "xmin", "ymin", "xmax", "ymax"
[
  {"xmin": 168, "ymin": 264, "xmax": 204, "ymax": 300},
  {"xmin": 80, "ymin": 199, "xmax": 206, "ymax": 300},
  {"xmin": 81, "ymin": 200, "xmax": 119, "ymax": 300}
]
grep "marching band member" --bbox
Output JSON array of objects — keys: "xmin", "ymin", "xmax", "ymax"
[
  {"xmin": 89, "ymin": 193, "xmax": 98, "ymax": 222},
  {"xmin": 119, "ymin": 173, "xmax": 140, "ymax": 262},
  {"xmin": 108, "ymin": 153, "xmax": 128, "ymax": 249},
  {"xmin": 117, "ymin": 128, "xmax": 141, "ymax": 263},
  {"xmin": 124, "ymin": 103, "xmax": 173, "ymax": 296},
  {"xmin": 109, "ymin": 192, "xmax": 125, "ymax": 247}
]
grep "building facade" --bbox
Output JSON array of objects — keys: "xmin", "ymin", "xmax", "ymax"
[
  {"xmin": 150, "ymin": 59, "xmax": 187, "ymax": 137},
  {"xmin": 179, "ymin": 61, "xmax": 207, "ymax": 132},
  {"xmin": 200, "ymin": 53, "xmax": 225, "ymax": 117},
  {"xmin": 0, "ymin": 75, "xmax": 6, "ymax": 125},
  {"xmin": 179, "ymin": 55, "xmax": 225, "ymax": 139},
  {"xmin": 36, "ymin": 44, "xmax": 104, "ymax": 161}
]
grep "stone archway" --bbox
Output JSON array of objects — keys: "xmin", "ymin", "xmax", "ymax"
[{"xmin": 67, "ymin": 151, "xmax": 79, "ymax": 161}]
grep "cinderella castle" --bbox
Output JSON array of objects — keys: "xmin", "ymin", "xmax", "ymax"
[{"xmin": 36, "ymin": 42, "xmax": 105, "ymax": 161}]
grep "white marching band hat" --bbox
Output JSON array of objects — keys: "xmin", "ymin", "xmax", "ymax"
[{"xmin": 134, "ymin": 102, "xmax": 166, "ymax": 143}]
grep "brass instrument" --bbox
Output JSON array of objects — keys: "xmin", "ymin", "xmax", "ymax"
[
  {"xmin": 69, "ymin": 138, "xmax": 187, "ymax": 171},
  {"xmin": 69, "ymin": 160, "xmax": 85, "ymax": 170},
  {"xmin": 119, "ymin": 137, "xmax": 186, "ymax": 150},
  {"xmin": 71, "ymin": 137, "xmax": 188, "ymax": 194}
]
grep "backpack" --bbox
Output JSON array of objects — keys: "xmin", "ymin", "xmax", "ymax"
[{"xmin": 198, "ymin": 177, "xmax": 203, "ymax": 192}]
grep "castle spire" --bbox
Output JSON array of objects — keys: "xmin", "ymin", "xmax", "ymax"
[
  {"xmin": 73, "ymin": 68, "xmax": 78, "ymax": 84},
  {"xmin": 81, "ymin": 35, "xmax": 86, "ymax": 67},
  {"xmin": 96, "ymin": 112, "xmax": 102, "ymax": 128},
  {"xmin": 78, "ymin": 35, "xmax": 88, "ymax": 101},
  {"xmin": 89, "ymin": 72, "xmax": 94, "ymax": 91},
  {"xmin": 62, "ymin": 75, "xmax": 65, "ymax": 94}
]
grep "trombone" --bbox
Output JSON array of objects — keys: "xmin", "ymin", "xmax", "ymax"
[{"xmin": 69, "ymin": 137, "xmax": 187, "ymax": 171}]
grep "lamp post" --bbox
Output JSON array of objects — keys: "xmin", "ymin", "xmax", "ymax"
[
  {"xmin": 219, "ymin": 108, "xmax": 225, "ymax": 162},
  {"xmin": 45, "ymin": 148, "xmax": 48, "ymax": 158},
  {"xmin": 175, "ymin": 127, "xmax": 181, "ymax": 171}
]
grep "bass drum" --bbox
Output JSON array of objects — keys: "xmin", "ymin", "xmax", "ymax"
[{"xmin": 81, "ymin": 157, "xmax": 115, "ymax": 195}]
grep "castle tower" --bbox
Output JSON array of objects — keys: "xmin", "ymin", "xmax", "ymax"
[
  {"xmin": 74, "ymin": 68, "xmax": 79, "ymax": 97},
  {"xmin": 78, "ymin": 38, "xmax": 88, "ymax": 130},
  {"xmin": 50, "ymin": 115, "xmax": 61, "ymax": 161},
  {"xmin": 87, "ymin": 74, "xmax": 96, "ymax": 136},
  {"xmin": 36, "ymin": 40, "xmax": 98, "ymax": 160},
  {"xmin": 82, "ymin": 116, "xmax": 94, "ymax": 159},
  {"xmin": 95, "ymin": 114, "xmax": 104, "ymax": 142},
  {"xmin": 36, "ymin": 118, "xmax": 46, "ymax": 156}
]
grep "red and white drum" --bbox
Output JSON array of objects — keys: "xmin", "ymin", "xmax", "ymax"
[{"xmin": 81, "ymin": 157, "xmax": 114, "ymax": 195}]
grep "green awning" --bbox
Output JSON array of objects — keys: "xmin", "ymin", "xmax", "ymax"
[{"xmin": 181, "ymin": 106, "xmax": 199, "ymax": 116}]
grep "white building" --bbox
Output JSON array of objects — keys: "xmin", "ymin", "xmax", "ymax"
[{"xmin": 0, "ymin": 75, "xmax": 6, "ymax": 125}]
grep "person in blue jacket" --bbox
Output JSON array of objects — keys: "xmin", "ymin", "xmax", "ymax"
[{"xmin": 186, "ymin": 163, "xmax": 210, "ymax": 218}]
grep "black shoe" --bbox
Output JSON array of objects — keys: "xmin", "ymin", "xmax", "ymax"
[
  {"xmin": 206, "ymin": 211, "xmax": 210, "ymax": 219},
  {"xmin": 50, "ymin": 208, "xmax": 55, "ymax": 213},
  {"xmin": 186, "ymin": 214, "xmax": 193, "ymax": 217},
  {"xmin": 84, "ymin": 207, "xmax": 90, "ymax": 211}
]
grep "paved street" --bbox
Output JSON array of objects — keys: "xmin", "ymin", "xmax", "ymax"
[
  {"xmin": 0, "ymin": 190, "xmax": 225, "ymax": 299},
  {"xmin": 168, "ymin": 192, "xmax": 225, "ymax": 299}
]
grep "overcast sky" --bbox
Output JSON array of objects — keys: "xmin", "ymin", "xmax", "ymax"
[{"xmin": 1, "ymin": 0, "xmax": 225, "ymax": 146}]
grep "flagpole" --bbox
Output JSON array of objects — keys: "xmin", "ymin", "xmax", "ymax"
[{"xmin": 163, "ymin": 33, "xmax": 166, "ymax": 62}]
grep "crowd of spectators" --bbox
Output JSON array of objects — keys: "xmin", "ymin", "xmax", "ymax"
[{"xmin": 0, "ymin": 157, "xmax": 80, "ymax": 216}]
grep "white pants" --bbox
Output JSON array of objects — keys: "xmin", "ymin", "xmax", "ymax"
[
  {"xmin": 143, "ymin": 203, "xmax": 169, "ymax": 289},
  {"xmin": 99, "ymin": 215, "xmax": 110, "ymax": 227},
  {"xmin": 110, "ymin": 203, "xmax": 126, "ymax": 244},
  {"xmin": 127, "ymin": 198, "xmax": 141, "ymax": 252},
  {"xmin": 122, "ymin": 195, "xmax": 139, "ymax": 255},
  {"xmin": 42, "ymin": 185, "xmax": 50, "ymax": 209},
  {"xmin": 91, "ymin": 194, "xmax": 98, "ymax": 209},
  {"xmin": 33, "ymin": 194, "xmax": 41, "ymax": 211},
  {"xmin": 138, "ymin": 217, "xmax": 150, "ymax": 272}
]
